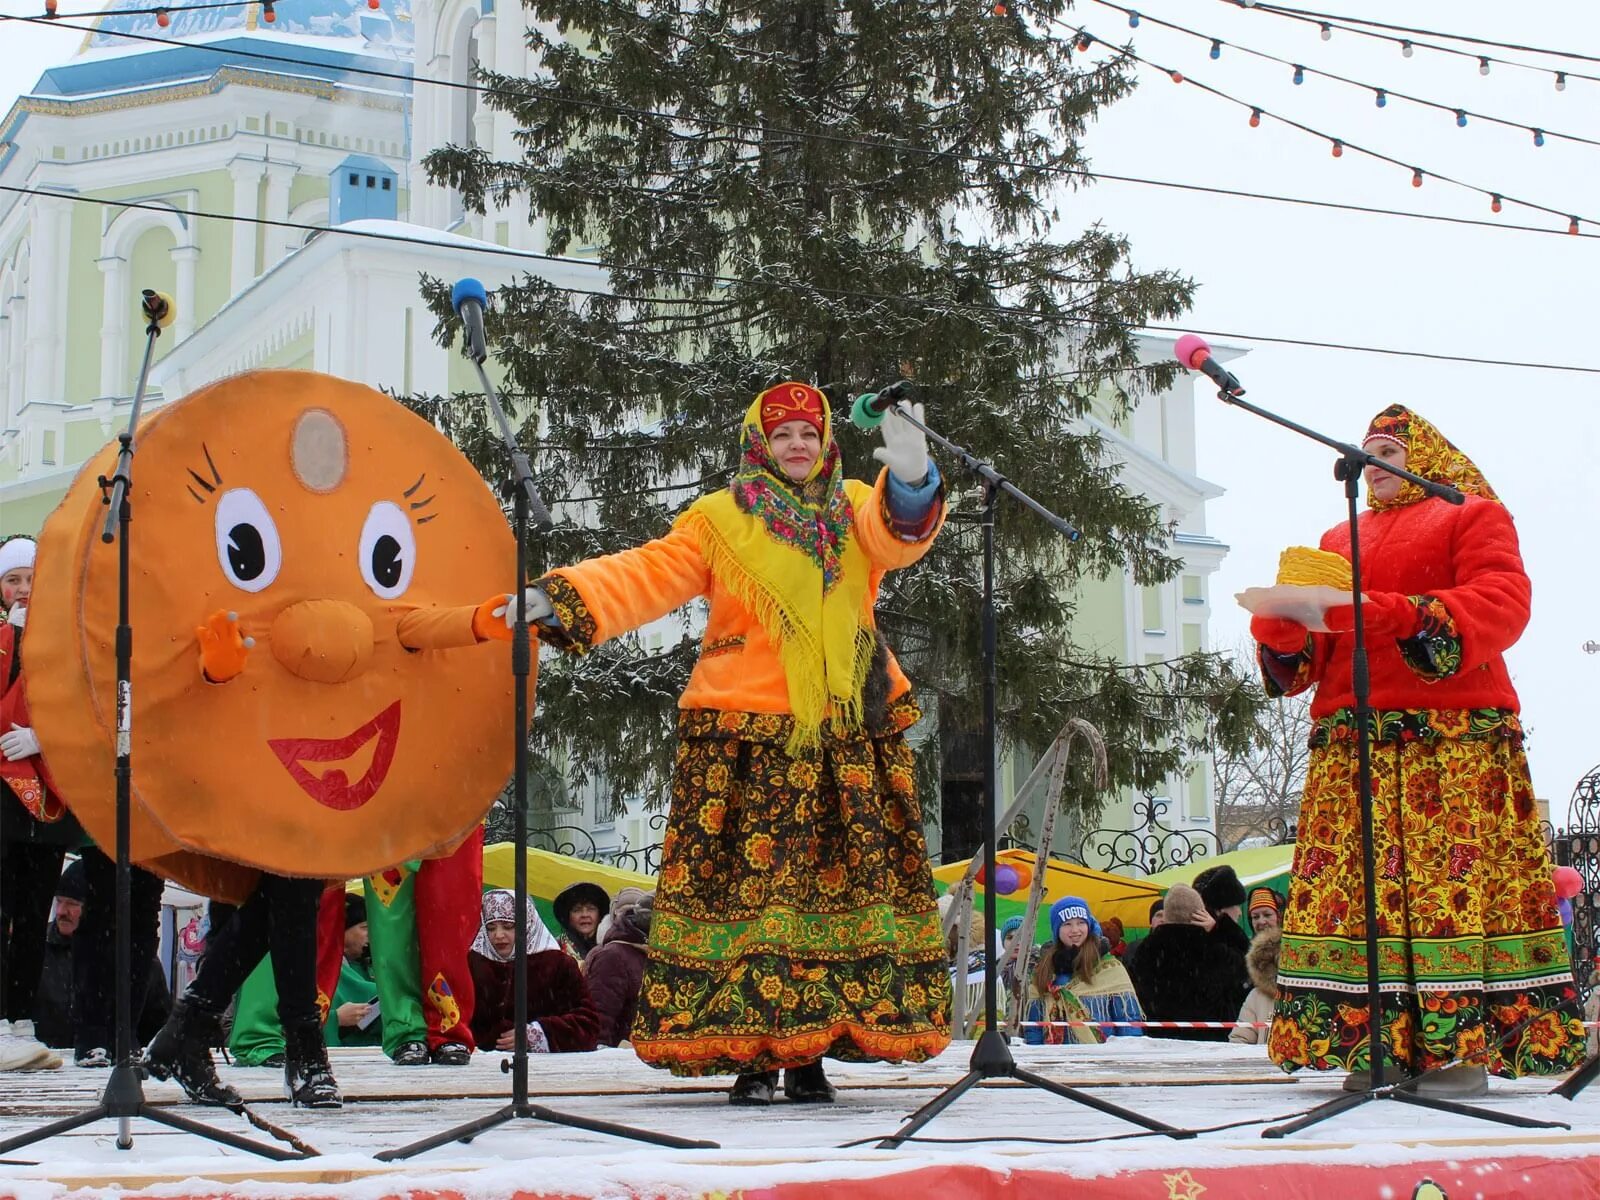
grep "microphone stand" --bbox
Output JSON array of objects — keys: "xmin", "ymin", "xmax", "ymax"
[
  {"xmin": 1200, "ymin": 383, "xmax": 1566, "ymax": 1139},
  {"xmin": 378, "ymin": 302, "xmax": 714, "ymax": 1161},
  {"xmin": 872, "ymin": 396, "xmax": 1190, "ymax": 1149},
  {"xmin": 0, "ymin": 291, "xmax": 298, "ymax": 1161}
]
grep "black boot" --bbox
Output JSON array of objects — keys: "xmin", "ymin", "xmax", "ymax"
[
  {"xmin": 783, "ymin": 1060, "xmax": 837, "ymax": 1103},
  {"xmin": 729, "ymin": 1070, "xmax": 779, "ymax": 1106},
  {"xmin": 142, "ymin": 995, "xmax": 242, "ymax": 1106},
  {"xmin": 284, "ymin": 1021, "xmax": 342, "ymax": 1109}
]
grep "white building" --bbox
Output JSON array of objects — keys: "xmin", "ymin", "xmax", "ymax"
[{"xmin": 0, "ymin": 0, "xmax": 1238, "ymax": 872}]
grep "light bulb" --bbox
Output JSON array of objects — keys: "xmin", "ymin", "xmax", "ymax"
[
  {"xmin": 1569, "ymin": 217, "xmax": 1580, "ymax": 235},
  {"xmin": 1556, "ymin": 73, "xmax": 1567, "ymax": 92},
  {"xmin": 1319, "ymin": 23, "xmax": 1331, "ymax": 41},
  {"xmin": 1374, "ymin": 89, "xmax": 1387, "ymax": 108},
  {"xmin": 1532, "ymin": 128, "xmax": 1545, "ymax": 147},
  {"xmin": 1490, "ymin": 195, "xmax": 1502, "ymax": 213},
  {"xmin": 1210, "ymin": 40, "xmax": 1221, "ymax": 60},
  {"xmin": 1478, "ymin": 57, "xmax": 1490, "ymax": 76},
  {"xmin": 1292, "ymin": 65, "xmax": 1304, "ymax": 85},
  {"xmin": 156, "ymin": 7, "xmax": 169, "ymax": 24},
  {"xmin": 1248, "ymin": 108, "xmax": 1261, "ymax": 128},
  {"xmin": 1455, "ymin": 110, "xmax": 1467, "ymax": 128},
  {"xmin": 1411, "ymin": 169, "xmax": 1423, "ymax": 188},
  {"xmin": 1401, "ymin": 40, "xmax": 1414, "ymax": 58},
  {"xmin": 1330, "ymin": 140, "xmax": 1343, "ymax": 158},
  {"xmin": 1128, "ymin": 11, "xmax": 1140, "ymax": 27}
]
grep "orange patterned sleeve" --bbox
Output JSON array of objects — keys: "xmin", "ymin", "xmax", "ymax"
[
  {"xmin": 848, "ymin": 470, "xmax": 945, "ymax": 571},
  {"xmin": 537, "ymin": 520, "xmax": 711, "ymax": 651}
]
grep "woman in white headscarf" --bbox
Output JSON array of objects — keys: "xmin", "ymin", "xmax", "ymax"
[{"xmin": 467, "ymin": 888, "xmax": 600, "ymax": 1053}]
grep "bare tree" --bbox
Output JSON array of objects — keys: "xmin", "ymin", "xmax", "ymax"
[{"xmin": 1213, "ymin": 639, "xmax": 1313, "ymax": 850}]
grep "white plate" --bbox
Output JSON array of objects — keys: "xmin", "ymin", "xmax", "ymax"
[{"xmin": 1235, "ymin": 584, "xmax": 1362, "ymax": 633}]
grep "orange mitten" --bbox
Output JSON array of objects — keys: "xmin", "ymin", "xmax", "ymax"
[
  {"xmin": 472, "ymin": 594, "xmax": 513, "ymax": 643},
  {"xmin": 196, "ymin": 609, "xmax": 252, "ymax": 682}
]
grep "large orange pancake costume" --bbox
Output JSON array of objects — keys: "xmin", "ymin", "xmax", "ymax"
[{"xmin": 24, "ymin": 370, "xmax": 529, "ymax": 901}]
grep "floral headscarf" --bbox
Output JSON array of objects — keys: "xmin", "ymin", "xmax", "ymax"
[
  {"xmin": 1363, "ymin": 404, "xmax": 1500, "ymax": 511},
  {"xmin": 470, "ymin": 888, "xmax": 560, "ymax": 962}
]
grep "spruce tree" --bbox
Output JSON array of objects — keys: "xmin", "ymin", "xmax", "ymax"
[{"xmin": 418, "ymin": 0, "xmax": 1265, "ymax": 845}]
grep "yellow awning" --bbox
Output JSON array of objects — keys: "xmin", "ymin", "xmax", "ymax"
[{"xmin": 933, "ymin": 848, "xmax": 1164, "ymax": 933}]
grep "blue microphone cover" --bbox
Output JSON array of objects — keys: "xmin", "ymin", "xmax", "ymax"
[
  {"xmin": 451, "ymin": 277, "xmax": 488, "ymax": 315},
  {"xmin": 850, "ymin": 391, "xmax": 887, "ymax": 431}
]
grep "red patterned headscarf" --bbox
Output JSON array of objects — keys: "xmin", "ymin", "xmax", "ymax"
[
  {"xmin": 1362, "ymin": 404, "xmax": 1500, "ymax": 510},
  {"xmin": 758, "ymin": 382, "xmax": 827, "ymax": 437}
]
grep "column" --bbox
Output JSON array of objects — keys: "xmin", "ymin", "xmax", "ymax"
[
  {"xmin": 96, "ymin": 254, "xmax": 130, "ymax": 399},
  {"xmin": 228, "ymin": 159, "xmax": 266, "ymax": 296},
  {"xmin": 23, "ymin": 195, "xmax": 68, "ymax": 405},
  {"xmin": 3, "ymin": 297, "xmax": 24, "ymax": 428},
  {"xmin": 169, "ymin": 244, "xmax": 200, "ymax": 343},
  {"xmin": 261, "ymin": 161, "xmax": 297, "ymax": 267}
]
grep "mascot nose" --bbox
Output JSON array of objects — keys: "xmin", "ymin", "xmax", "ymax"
[{"xmin": 270, "ymin": 600, "xmax": 375, "ymax": 683}]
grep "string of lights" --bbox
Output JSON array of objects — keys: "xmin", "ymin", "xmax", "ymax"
[
  {"xmin": 30, "ymin": 0, "xmax": 374, "ymax": 25},
  {"xmin": 1092, "ymin": 0, "xmax": 1600, "ymax": 149},
  {"xmin": 4, "ymin": 11, "xmax": 1592, "ymax": 244},
  {"xmin": 1065, "ymin": 20, "xmax": 1594, "ymax": 230},
  {"xmin": 1223, "ymin": 1, "xmax": 1592, "ymax": 89},
  {"xmin": 1237, "ymin": 2, "xmax": 1600, "ymax": 69},
  {"xmin": 4, "ymin": 181, "xmax": 1597, "ymax": 376}
]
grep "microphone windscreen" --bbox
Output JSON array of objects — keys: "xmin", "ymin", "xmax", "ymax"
[
  {"xmin": 1173, "ymin": 333, "xmax": 1210, "ymax": 370},
  {"xmin": 451, "ymin": 277, "xmax": 488, "ymax": 316},
  {"xmin": 850, "ymin": 391, "xmax": 886, "ymax": 431},
  {"xmin": 140, "ymin": 290, "xmax": 176, "ymax": 329}
]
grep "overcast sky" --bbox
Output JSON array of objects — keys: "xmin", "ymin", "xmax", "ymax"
[{"xmin": 2, "ymin": 2, "xmax": 1596, "ymax": 824}]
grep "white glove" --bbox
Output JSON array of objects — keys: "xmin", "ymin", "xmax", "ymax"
[
  {"xmin": 872, "ymin": 401, "xmax": 930, "ymax": 486},
  {"xmin": 526, "ymin": 1021, "xmax": 550, "ymax": 1053},
  {"xmin": 492, "ymin": 587, "xmax": 554, "ymax": 628},
  {"xmin": 5, "ymin": 603, "xmax": 25, "ymax": 628},
  {"xmin": 0, "ymin": 724, "xmax": 40, "ymax": 762}
]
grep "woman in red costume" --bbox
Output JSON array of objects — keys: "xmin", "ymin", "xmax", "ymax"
[{"xmin": 1254, "ymin": 405, "xmax": 1585, "ymax": 1096}]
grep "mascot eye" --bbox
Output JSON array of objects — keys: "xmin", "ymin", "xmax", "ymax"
[
  {"xmin": 214, "ymin": 489, "xmax": 283, "ymax": 593},
  {"xmin": 359, "ymin": 501, "xmax": 416, "ymax": 599}
]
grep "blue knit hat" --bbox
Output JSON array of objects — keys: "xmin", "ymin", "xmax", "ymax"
[
  {"xmin": 1001, "ymin": 915, "xmax": 1024, "ymax": 939},
  {"xmin": 1049, "ymin": 895, "xmax": 1101, "ymax": 941}
]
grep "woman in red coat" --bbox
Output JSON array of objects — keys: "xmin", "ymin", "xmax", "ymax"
[
  {"xmin": 467, "ymin": 889, "xmax": 599, "ymax": 1054},
  {"xmin": 1253, "ymin": 405, "xmax": 1584, "ymax": 1096}
]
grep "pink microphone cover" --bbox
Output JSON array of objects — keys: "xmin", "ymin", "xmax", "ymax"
[{"xmin": 1173, "ymin": 333, "xmax": 1210, "ymax": 369}]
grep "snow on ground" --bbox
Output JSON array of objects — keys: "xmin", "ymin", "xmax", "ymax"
[{"xmin": 0, "ymin": 1040, "xmax": 1591, "ymax": 1197}]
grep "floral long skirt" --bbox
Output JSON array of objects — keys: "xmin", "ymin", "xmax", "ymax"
[
  {"xmin": 629, "ymin": 701, "xmax": 953, "ymax": 1077},
  {"xmin": 1269, "ymin": 732, "xmax": 1584, "ymax": 1077}
]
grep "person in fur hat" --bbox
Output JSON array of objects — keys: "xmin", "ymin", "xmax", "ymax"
[
  {"xmin": 1191, "ymin": 863, "xmax": 1252, "ymax": 955},
  {"xmin": 1023, "ymin": 896, "xmax": 1145, "ymax": 1044},
  {"xmin": 1125, "ymin": 884, "xmax": 1248, "ymax": 1042},
  {"xmin": 1229, "ymin": 927, "xmax": 1281, "ymax": 1046}
]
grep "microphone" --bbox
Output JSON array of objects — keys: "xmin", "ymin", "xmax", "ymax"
[
  {"xmin": 849, "ymin": 380, "xmax": 910, "ymax": 431},
  {"xmin": 140, "ymin": 289, "xmax": 175, "ymax": 330},
  {"xmin": 1173, "ymin": 333, "xmax": 1245, "ymax": 397},
  {"xmin": 451, "ymin": 277, "xmax": 489, "ymax": 364}
]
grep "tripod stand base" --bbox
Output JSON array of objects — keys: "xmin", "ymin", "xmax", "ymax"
[
  {"xmin": 1553, "ymin": 1054, "xmax": 1598, "ymax": 1100},
  {"xmin": 375, "ymin": 1097, "xmax": 719, "ymax": 1161},
  {"xmin": 0, "ymin": 1064, "xmax": 305, "ymax": 1159},
  {"xmin": 1262, "ymin": 1075, "xmax": 1570, "ymax": 1139},
  {"xmin": 876, "ymin": 1031, "xmax": 1193, "ymax": 1149}
]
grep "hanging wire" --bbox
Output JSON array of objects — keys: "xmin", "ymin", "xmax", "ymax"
[
  {"xmin": 1229, "ymin": 1, "xmax": 1600, "ymax": 84},
  {"xmin": 1089, "ymin": 0, "xmax": 1600, "ymax": 150},
  {"xmin": 1243, "ymin": 2, "xmax": 1600, "ymax": 68},
  {"xmin": 3, "ymin": 181, "xmax": 1596, "ymax": 375}
]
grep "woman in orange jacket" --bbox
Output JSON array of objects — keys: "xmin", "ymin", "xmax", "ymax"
[{"xmin": 525, "ymin": 382, "xmax": 953, "ymax": 1105}]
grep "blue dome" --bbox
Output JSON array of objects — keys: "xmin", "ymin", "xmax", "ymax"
[{"xmin": 83, "ymin": 0, "xmax": 413, "ymax": 50}]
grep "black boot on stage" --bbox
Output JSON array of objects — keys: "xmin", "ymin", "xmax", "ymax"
[
  {"xmin": 783, "ymin": 1060, "xmax": 837, "ymax": 1104},
  {"xmin": 142, "ymin": 995, "xmax": 243, "ymax": 1106},
  {"xmin": 729, "ymin": 1069, "xmax": 779, "ymax": 1106},
  {"xmin": 284, "ymin": 1020, "xmax": 343, "ymax": 1109}
]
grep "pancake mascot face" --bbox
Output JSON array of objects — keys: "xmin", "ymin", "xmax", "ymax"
[{"xmin": 25, "ymin": 370, "xmax": 526, "ymax": 900}]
